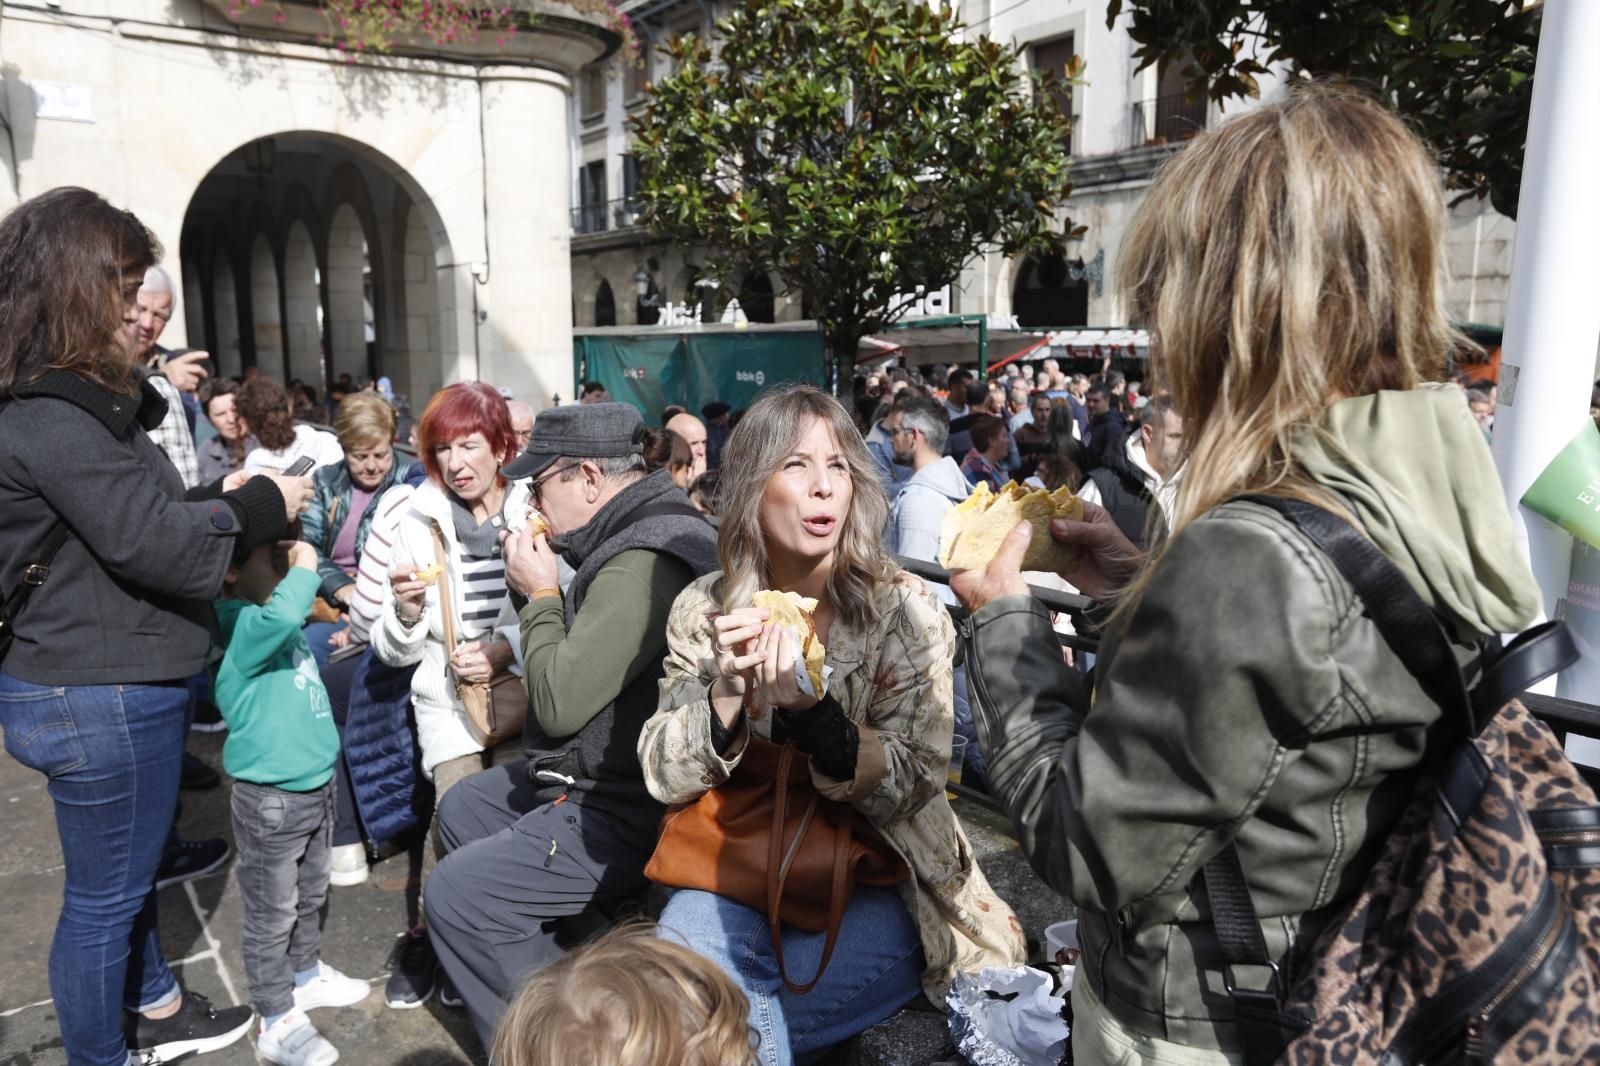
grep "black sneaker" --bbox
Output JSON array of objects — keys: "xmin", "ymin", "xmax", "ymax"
[
  {"xmin": 156, "ymin": 837, "xmax": 230, "ymax": 891},
  {"xmin": 125, "ymin": 990, "xmax": 253, "ymax": 1061},
  {"xmin": 438, "ymin": 971, "xmax": 463, "ymax": 1009},
  {"xmin": 180, "ymin": 752, "xmax": 220, "ymax": 790},
  {"xmin": 190, "ymin": 698, "xmax": 227, "ymax": 734},
  {"xmin": 385, "ymin": 927, "xmax": 437, "ymax": 1009}
]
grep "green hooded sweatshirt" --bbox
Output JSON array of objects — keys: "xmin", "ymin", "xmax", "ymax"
[
  {"xmin": 214, "ymin": 567, "xmax": 339, "ymax": 792},
  {"xmin": 1293, "ymin": 382, "xmax": 1544, "ymax": 642}
]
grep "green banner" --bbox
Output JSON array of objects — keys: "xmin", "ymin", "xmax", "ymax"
[
  {"xmin": 1521, "ymin": 421, "xmax": 1600, "ymax": 550},
  {"xmin": 575, "ymin": 329, "xmax": 824, "ymax": 425},
  {"xmin": 683, "ymin": 332, "xmax": 825, "ymax": 414},
  {"xmin": 574, "ymin": 335, "xmax": 686, "ymax": 426}
]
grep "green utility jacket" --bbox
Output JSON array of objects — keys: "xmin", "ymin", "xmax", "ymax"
[{"xmin": 968, "ymin": 385, "xmax": 1543, "ymax": 1051}]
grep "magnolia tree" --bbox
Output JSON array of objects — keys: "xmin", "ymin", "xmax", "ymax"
[
  {"xmin": 1113, "ymin": 0, "xmax": 1540, "ymax": 218},
  {"xmin": 633, "ymin": 0, "xmax": 1076, "ymax": 380}
]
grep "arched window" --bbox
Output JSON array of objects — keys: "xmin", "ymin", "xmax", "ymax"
[
  {"xmin": 1012, "ymin": 252, "xmax": 1088, "ymax": 328},
  {"xmin": 740, "ymin": 270, "xmax": 776, "ymax": 323},
  {"xmin": 595, "ymin": 279, "xmax": 617, "ymax": 326}
]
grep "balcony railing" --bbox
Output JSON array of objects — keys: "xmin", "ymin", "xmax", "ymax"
[
  {"xmin": 1129, "ymin": 92, "xmax": 1208, "ymax": 149},
  {"xmin": 571, "ymin": 196, "xmax": 644, "ymax": 236}
]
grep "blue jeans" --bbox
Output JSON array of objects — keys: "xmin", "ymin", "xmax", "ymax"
[
  {"xmin": 658, "ymin": 886, "xmax": 925, "ymax": 1066},
  {"xmin": 302, "ymin": 621, "xmax": 342, "ymax": 671},
  {"xmin": 0, "ymin": 672, "xmax": 185, "ymax": 1066}
]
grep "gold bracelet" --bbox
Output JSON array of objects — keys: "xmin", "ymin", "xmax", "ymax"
[{"xmin": 530, "ymin": 587, "xmax": 562, "ymax": 601}]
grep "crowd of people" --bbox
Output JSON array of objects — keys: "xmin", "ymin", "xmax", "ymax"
[{"xmin": 0, "ymin": 84, "xmax": 1559, "ymax": 1066}]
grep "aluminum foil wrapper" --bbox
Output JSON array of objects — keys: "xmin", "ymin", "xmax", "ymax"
[
  {"xmin": 786, "ymin": 627, "xmax": 833, "ymax": 699},
  {"xmin": 946, "ymin": 966, "xmax": 1069, "ymax": 1066}
]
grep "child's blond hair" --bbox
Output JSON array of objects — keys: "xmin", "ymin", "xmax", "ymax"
[{"xmin": 491, "ymin": 922, "xmax": 758, "ymax": 1066}]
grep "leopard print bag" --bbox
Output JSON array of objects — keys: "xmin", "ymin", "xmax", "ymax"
[
  {"xmin": 1275, "ymin": 698, "xmax": 1600, "ymax": 1065},
  {"xmin": 1209, "ymin": 500, "xmax": 1600, "ymax": 1066}
]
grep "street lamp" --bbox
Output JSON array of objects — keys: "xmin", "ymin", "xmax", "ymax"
[{"xmin": 634, "ymin": 268, "xmax": 662, "ymax": 308}]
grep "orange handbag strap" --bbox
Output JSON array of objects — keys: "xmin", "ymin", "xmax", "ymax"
[{"xmin": 764, "ymin": 742, "xmax": 852, "ymax": 995}]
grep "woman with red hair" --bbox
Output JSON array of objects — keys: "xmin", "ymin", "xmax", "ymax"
[{"xmin": 369, "ymin": 382, "xmax": 532, "ymax": 1009}]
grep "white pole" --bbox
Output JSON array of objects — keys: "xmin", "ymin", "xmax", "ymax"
[
  {"xmin": 1491, "ymin": 0, "xmax": 1600, "ymax": 745},
  {"xmin": 1490, "ymin": 0, "xmax": 1600, "ymax": 696}
]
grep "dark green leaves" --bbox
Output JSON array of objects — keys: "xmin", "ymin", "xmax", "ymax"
[
  {"xmin": 634, "ymin": 0, "xmax": 1075, "ymax": 371},
  {"xmin": 1116, "ymin": 0, "xmax": 1539, "ymax": 217}
]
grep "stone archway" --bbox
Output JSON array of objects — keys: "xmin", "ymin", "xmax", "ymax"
[
  {"xmin": 211, "ymin": 242, "xmax": 243, "ymax": 378},
  {"xmin": 180, "ymin": 133, "xmax": 454, "ymax": 401},
  {"xmin": 1012, "ymin": 252, "xmax": 1088, "ymax": 328},
  {"xmin": 283, "ymin": 219, "xmax": 323, "ymax": 389},
  {"xmin": 594, "ymin": 279, "xmax": 617, "ymax": 326},
  {"xmin": 325, "ymin": 203, "xmax": 371, "ymax": 385},
  {"xmin": 739, "ymin": 269, "xmax": 775, "ymax": 324},
  {"xmin": 397, "ymin": 199, "xmax": 442, "ymax": 405},
  {"xmin": 250, "ymin": 233, "xmax": 284, "ymax": 380}
]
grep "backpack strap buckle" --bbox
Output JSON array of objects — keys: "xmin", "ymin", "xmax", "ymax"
[
  {"xmin": 22, "ymin": 563, "xmax": 50, "ymax": 586},
  {"xmin": 1223, "ymin": 959, "xmax": 1283, "ymax": 998}
]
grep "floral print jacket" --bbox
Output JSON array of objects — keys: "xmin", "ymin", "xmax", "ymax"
[{"xmin": 637, "ymin": 569, "xmax": 1026, "ymax": 1003}]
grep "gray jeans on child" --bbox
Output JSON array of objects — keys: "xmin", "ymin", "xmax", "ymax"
[{"xmin": 231, "ymin": 779, "xmax": 334, "ymax": 1018}]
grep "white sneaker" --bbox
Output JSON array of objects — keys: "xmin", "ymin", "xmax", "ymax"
[
  {"xmin": 292, "ymin": 962, "xmax": 371, "ymax": 1013},
  {"xmin": 328, "ymin": 844, "xmax": 369, "ymax": 887},
  {"xmin": 256, "ymin": 1010, "xmax": 339, "ymax": 1066}
]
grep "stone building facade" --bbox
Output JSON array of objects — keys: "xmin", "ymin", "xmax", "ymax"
[
  {"xmin": 571, "ymin": 0, "xmax": 1515, "ymax": 337},
  {"xmin": 0, "ymin": 0, "xmax": 617, "ymax": 408}
]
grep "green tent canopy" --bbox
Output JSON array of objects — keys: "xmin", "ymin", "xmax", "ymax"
[{"xmin": 574, "ymin": 323, "xmax": 826, "ymax": 425}]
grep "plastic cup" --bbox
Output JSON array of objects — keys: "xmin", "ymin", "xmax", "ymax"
[{"xmin": 946, "ymin": 736, "xmax": 968, "ymax": 799}]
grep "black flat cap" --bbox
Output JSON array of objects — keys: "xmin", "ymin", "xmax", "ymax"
[
  {"xmin": 701, "ymin": 401, "xmax": 731, "ymax": 420},
  {"xmin": 502, "ymin": 402, "xmax": 646, "ymax": 480}
]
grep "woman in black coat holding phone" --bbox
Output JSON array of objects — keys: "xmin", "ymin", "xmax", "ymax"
[{"xmin": 0, "ymin": 188, "xmax": 312, "ymax": 1066}]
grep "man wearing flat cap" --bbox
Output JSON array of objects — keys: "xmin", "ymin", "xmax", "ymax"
[{"xmin": 425, "ymin": 402, "xmax": 718, "ymax": 1042}]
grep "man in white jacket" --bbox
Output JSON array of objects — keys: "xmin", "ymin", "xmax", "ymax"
[{"xmin": 1078, "ymin": 397, "xmax": 1183, "ymax": 549}]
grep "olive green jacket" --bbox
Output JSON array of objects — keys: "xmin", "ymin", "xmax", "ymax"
[{"xmin": 967, "ymin": 385, "xmax": 1542, "ymax": 1049}]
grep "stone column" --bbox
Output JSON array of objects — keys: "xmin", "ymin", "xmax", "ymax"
[{"xmin": 476, "ymin": 66, "xmax": 575, "ymax": 409}]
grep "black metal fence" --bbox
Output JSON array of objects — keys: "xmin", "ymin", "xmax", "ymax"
[
  {"xmin": 572, "ymin": 196, "xmax": 644, "ymax": 236},
  {"xmin": 894, "ymin": 553, "xmax": 1600, "ymax": 756},
  {"xmin": 1129, "ymin": 92, "xmax": 1209, "ymax": 149}
]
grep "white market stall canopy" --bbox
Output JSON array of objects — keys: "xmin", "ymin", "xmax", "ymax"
[{"xmin": 858, "ymin": 316, "xmax": 1151, "ymax": 370}]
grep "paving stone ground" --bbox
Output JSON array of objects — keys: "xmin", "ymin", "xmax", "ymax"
[{"xmin": 1, "ymin": 731, "xmax": 1071, "ymax": 1066}]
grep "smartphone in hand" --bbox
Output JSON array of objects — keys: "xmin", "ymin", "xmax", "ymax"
[{"xmin": 283, "ymin": 456, "xmax": 316, "ymax": 477}]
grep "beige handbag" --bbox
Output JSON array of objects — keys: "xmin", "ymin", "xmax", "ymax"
[{"xmin": 429, "ymin": 522, "xmax": 527, "ymax": 745}]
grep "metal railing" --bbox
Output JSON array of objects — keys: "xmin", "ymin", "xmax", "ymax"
[
  {"xmin": 1129, "ymin": 92, "xmax": 1208, "ymax": 149},
  {"xmin": 571, "ymin": 196, "xmax": 645, "ymax": 236},
  {"xmin": 895, "ymin": 554, "xmax": 1600, "ymax": 764}
]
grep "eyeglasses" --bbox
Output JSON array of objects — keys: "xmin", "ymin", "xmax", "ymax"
[
  {"xmin": 529, "ymin": 461, "xmax": 583, "ymax": 505},
  {"xmin": 889, "ymin": 425, "xmax": 916, "ymax": 438}
]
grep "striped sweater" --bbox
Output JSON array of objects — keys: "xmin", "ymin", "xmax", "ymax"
[{"xmin": 368, "ymin": 477, "xmax": 532, "ymax": 775}]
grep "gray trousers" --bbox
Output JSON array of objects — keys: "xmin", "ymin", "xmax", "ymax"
[
  {"xmin": 423, "ymin": 760, "xmax": 656, "ymax": 1046},
  {"xmin": 231, "ymin": 779, "xmax": 334, "ymax": 1018}
]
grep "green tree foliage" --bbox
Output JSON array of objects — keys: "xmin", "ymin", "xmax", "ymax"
[
  {"xmin": 1111, "ymin": 0, "xmax": 1539, "ymax": 218},
  {"xmin": 633, "ymin": 0, "xmax": 1075, "ymax": 377}
]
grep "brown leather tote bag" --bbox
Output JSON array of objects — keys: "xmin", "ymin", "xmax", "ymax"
[{"xmin": 645, "ymin": 736, "xmax": 908, "ymax": 994}]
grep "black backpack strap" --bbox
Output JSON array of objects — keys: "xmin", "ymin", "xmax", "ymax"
[
  {"xmin": 1240, "ymin": 495, "xmax": 1473, "ymax": 721},
  {"xmin": 1473, "ymin": 622, "xmax": 1579, "ymax": 724},
  {"xmin": 1200, "ymin": 493, "xmax": 1471, "ymax": 1064},
  {"xmin": 1, "ymin": 520, "xmax": 72, "ymax": 631},
  {"xmin": 1202, "ymin": 843, "xmax": 1311, "ymax": 1064}
]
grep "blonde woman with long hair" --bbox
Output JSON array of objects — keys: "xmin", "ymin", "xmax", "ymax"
[
  {"xmin": 638, "ymin": 384, "xmax": 1024, "ymax": 1066},
  {"xmin": 952, "ymin": 85, "xmax": 1542, "ymax": 1064}
]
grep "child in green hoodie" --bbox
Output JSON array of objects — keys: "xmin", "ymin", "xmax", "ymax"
[{"xmin": 216, "ymin": 537, "xmax": 370, "ymax": 1066}]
